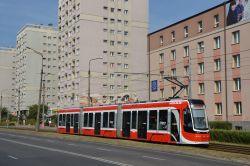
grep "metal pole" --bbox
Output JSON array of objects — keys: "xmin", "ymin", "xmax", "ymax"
[
  {"xmin": 0, "ymin": 92, "xmax": 2, "ymax": 124},
  {"xmin": 17, "ymin": 87, "xmax": 20, "ymax": 125},
  {"xmin": 88, "ymin": 58, "xmax": 103, "ymax": 107},
  {"xmin": 36, "ymin": 61, "xmax": 43, "ymax": 132},
  {"xmin": 6, "ymin": 110, "xmax": 9, "ymax": 128},
  {"xmin": 26, "ymin": 47, "xmax": 44, "ymax": 132},
  {"xmin": 224, "ymin": 1, "xmax": 228, "ymax": 121},
  {"xmin": 42, "ymin": 81, "xmax": 45, "ymax": 128},
  {"xmin": 88, "ymin": 61, "xmax": 91, "ymax": 107},
  {"xmin": 79, "ymin": 106, "xmax": 83, "ymax": 135}
]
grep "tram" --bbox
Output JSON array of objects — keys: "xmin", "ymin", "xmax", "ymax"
[{"xmin": 57, "ymin": 99, "xmax": 210, "ymax": 145}]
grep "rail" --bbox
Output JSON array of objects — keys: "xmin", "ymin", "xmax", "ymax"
[{"xmin": 208, "ymin": 143, "xmax": 250, "ymax": 155}]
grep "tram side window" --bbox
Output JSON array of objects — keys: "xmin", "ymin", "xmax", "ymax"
[
  {"xmin": 132, "ymin": 111, "xmax": 137, "ymax": 129},
  {"xmin": 70, "ymin": 114, "xmax": 74, "ymax": 126},
  {"xmin": 59, "ymin": 114, "xmax": 63, "ymax": 126},
  {"xmin": 88, "ymin": 113, "xmax": 93, "ymax": 127},
  {"xmin": 84, "ymin": 113, "xmax": 88, "ymax": 127},
  {"xmin": 184, "ymin": 107, "xmax": 193, "ymax": 132},
  {"xmin": 109, "ymin": 112, "xmax": 115, "ymax": 128},
  {"xmin": 103, "ymin": 112, "xmax": 108, "ymax": 128},
  {"xmin": 62, "ymin": 114, "xmax": 66, "ymax": 126},
  {"xmin": 149, "ymin": 110, "xmax": 157, "ymax": 130},
  {"xmin": 159, "ymin": 110, "xmax": 168, "ymax": 130}
]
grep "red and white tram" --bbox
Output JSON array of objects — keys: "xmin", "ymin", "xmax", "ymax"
[{"xmin": 58, "ymin": 99, "xmax": 210, "ymax": 145}]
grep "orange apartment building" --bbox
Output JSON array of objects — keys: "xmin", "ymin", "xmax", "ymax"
[{"xmin": 148, "ymin": 1, "xmax": 250, "ymax": 130}]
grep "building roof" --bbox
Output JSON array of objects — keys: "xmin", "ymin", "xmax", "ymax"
[{"xmin": 148, "ymin": 1, "xmax": 229, "ymax": 36}]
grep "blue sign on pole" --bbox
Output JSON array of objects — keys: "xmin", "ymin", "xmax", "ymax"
[{"xmin": 151, "ymin": 80, "xmax": 158, "ymax": 92}]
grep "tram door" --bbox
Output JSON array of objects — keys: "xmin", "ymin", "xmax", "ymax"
[
  {"xmin": 122, "ymin": 112, "xmax": 131, "ymax": 137},
  {"xmin": 74, "ymin": 114, "xmax": 79, "ymax": 134},
  {"xmin": 66, "ymin": 114, "xmax": 71, "ymax": 133},
  {"xmin": 138, "ymin": 111, "xmax": 147, "ymax": 139},
  {"xmin": 94, "ymin": 113, "xmax": 101, "ymax": 135},
  {"xmin": 170, "ymin": 109, "xmax": 180, "ymax": 142}
]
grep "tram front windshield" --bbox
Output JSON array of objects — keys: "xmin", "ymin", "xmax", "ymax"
[{"xmin": 192, "ymin": 109, "xmax": 208, "ymax": 130}]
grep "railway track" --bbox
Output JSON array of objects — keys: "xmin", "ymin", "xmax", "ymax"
[{"xmin": 208, "ymin": 143, "xmax": 250, "ymax": 155}]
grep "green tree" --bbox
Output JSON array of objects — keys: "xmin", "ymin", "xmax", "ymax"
[
  {"xmin": 28, "ymin": 104, "xmax": 48, "ymax": 121},
  {"xmin": 1, "ymin": 107, "xmax": 8, "ymax": 119}
]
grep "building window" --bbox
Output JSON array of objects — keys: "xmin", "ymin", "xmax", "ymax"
[
  {"xmin": 198, "ymin": 21, "xmax": 203, "ymax": 33},
  {"xmin": 184, "ymin": 46, "xmax": 189, "ymax": 57},
  {"xmin": 199, "ymin": 83, "xmax": 205, "ymax": 94},
  {"xmin": 124, "ymin": 74, "xmax": 128, "ymax": 79},
  {"xmin": 197, "ymin": 41, "xmax": 204, "ymax": 53},
  {"xmin": 124, "ymin": 85, "xmax": 128, "ymax": 90},
  {"xmin": 110, "ymin": 51, "xmax": 115, "ymax": 57},
  {"xmin": 171, "ymin": 50, "xmax": 176, "ymax": 60},
  {"xmin": 198, "ymin": 62, "xmax": 204, "ymax": 74},
  {"xmin": 110, "ymin": 40, "xmax": 115, "ymax": 46},
  {"xmin": 184, "ymin": 26, "xmax": 188, "ymax": 38},
  {"xmin": 171, "ymin": 68, "xmax": 176, "ymax": 77},
  {"xmin": 214, "ymin": 36, "xmax": 221, "ymax": 49},
  {"xmin": 214, "ymin": 59, "xmax": 221, "ymax": 71},
  {"xmin": 110, "ymin": 73, "xmax": 115, "ymax": 78},
  {"xmin": 184, "ymin": 66, "xmax": 189, "ymax": 76},
  {"xmin": 215, "ymin": 80, "xmax": 222, "ymax": 93},
  {"xmin": 110, "ymin": 85, "xmax": 115, "ymax": 90},
  {"xmin": 214, "ymin": 14, "xmax": 220, "ymax": 27},
  {"xmin": 235, "ymin": 102, "xmax": 242, "ymax": 115},
  {"xmin": 124, "ymin": 64, "xmax": 129, "ymax": 69},
  {"xmin": 215, "ymin": 103, "xmax": 222, "ymax": 115},
  {"xmin": 234, "ymin": 78, "xmax": 241, "ymax": 91},
  {"xmin": 171, "ymin": 31, "xmax": 175, "ymax": 42},
  {"xmin": 124, "ymin": 42, "xmax": 128, "ymax": 47},
  {"xmin": 159, "ymin": 53, "xmax": 164, "ymax": 63},
  {"xmin": 232, "ymin": 31, "xmax": 240, "ymax": 44},
  {"xmin": 233, "ymin": 54, "xmax": 240, "ymax": 68},
  {"xmin": 160, "ymin": 35, "xmax": 163, "ymax": 46},
  {"xmin": 110, "ymin": 63, "xmax": 114, "ymax": 68}
]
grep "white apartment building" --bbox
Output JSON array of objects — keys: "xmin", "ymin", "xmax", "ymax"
[
  {"xmin": 58, "ymin": 0, "xmax": 148, "ymax": 107},
  {"xmin": 15, "ymin": 24, "xmax": 58, "ymax": 113},
  {"xmin": 0, "ymin": 47, "xmax": 16, "ymax": 112}
]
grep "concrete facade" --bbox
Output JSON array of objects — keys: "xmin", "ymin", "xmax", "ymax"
[
  {"xmin": 58, "ymin": 0, "xmax": 148, "ymax": 107},
  {"xmin": 15, "ymin": 24, "xmax": 58, "ymax": 112},
  {"xmin": 148, "ymin": 3, "xmax": 250, "ymax": 130},
  {"xmin": 0, "ymin": 48, "xmax": 16, "ymax": 112}
]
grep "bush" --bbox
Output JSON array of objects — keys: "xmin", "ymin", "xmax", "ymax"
[
  {"xmin": 209, "ymin": 121, "xmax": 232, "ymax": 130},
  {"xmin": 210, "ymin": 129, "xmax": 250, "ymax": 144},
  {"xmin": 26, "ymin": 119, "xmax": 36, "ymax": 125}
]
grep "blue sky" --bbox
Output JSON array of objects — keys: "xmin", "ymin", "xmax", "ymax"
[{"xmin": 0, "ymin": 0, "xmax": 225, "ymax": 47}]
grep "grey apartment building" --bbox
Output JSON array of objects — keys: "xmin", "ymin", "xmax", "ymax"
[
  {"xmin": 58, "ymin": 0, "xmax": 148, "ymax": 107},
  {"xmin": 14, "ymin": 24, "xmax": 58, "ymax": 114},
  {"xmin": 0, "ymin": 47, "xmax": 16, "ymax": 112},
  {"xmin": 148, "ymin": 1, "xmax": 250, "ymax": 130}
]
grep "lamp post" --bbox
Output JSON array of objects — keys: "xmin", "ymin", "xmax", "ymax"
[
  {"xmin": 26, "ymin": 47, "xmax": 44, "ymax": 132},
  {"xmin": 88, "ymin": 57, "xmax": 103, "ymax": 106}
]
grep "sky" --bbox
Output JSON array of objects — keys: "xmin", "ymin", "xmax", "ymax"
[{"xmin": 0, "ymin": 0, "xmax": 225, "ymax": 48}]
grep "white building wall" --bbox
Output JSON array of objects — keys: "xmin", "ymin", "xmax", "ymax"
[
  {"xmin": 0, "ymin": 48, "xmax": 16, "ymax": 111},
  {"xmin": 58, "ymin": 0, "xmax": 148, "ymax": 108}
]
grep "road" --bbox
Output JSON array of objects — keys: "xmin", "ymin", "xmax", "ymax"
[{"xmin": 0, "ymin": 130, "xmax": 245, "ymax": 166}]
